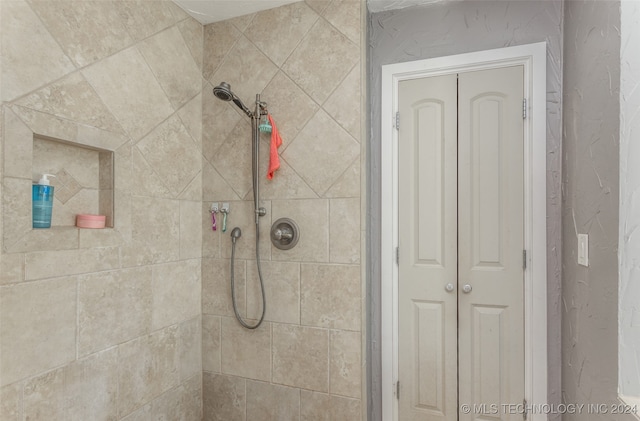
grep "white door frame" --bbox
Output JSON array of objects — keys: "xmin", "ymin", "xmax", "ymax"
[{"xmin": 380, "ymin": 42, "xmax": 548, "ymax": 421}]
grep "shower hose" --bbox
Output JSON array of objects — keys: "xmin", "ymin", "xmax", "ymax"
[{"xmin": 230, "ymin": 222, "xmax": 266, "ymax": 329}]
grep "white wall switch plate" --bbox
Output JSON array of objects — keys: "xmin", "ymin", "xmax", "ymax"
[{"xmin": 578, "ymin": 233, "xmax": 589, "ymax": 267}]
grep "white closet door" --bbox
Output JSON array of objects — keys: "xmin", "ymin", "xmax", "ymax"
[
  {"xmin": 457, "ymin": 66, "xmax": 525, "ymax": 421},
  {"xmin": 397, "ymin": 65, "xmax": 525, "ymax": 421},
  {"xmin": 398, "ymin": 74, "xmax": 458, "ymax": 421}
]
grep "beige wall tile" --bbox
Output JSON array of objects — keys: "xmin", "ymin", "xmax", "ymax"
[
  {"xmin": 271, "ymin": 199, "xmax": 329, "ymax": 263},
  {"xmin": 329, "ymin": 330, "xmax": 361, "ymax": 398},
  {"xmin": 180, "ymin": 200, "xmax": 203, "ymax": 259},
  {"xmin": 210, "ymin": 36, "xmax": 278, "ymax": 107},
  {"xmin": 115, "ymin": 0, "xmax": 178, "ymax": 43},
  {"xmin": 229, "ymin": 13, "xmax": 256, "ymax": 31},
  {"xmin": 282, "ymin": 19, "xmax": 358, "ymax": 104},
  {"xmin": 113, "ymin": 188, "xmax": 132, "ymax": 239},
  {"xmin": 0, "ymin": 277, "xmax": 76, "ymax": 386},
  {"xmin": 221, "ymin": 317, "xmax": 271, "ymax": 381},
  {"xmin": 51, "ymin": 189, "xmax": 100, "ymax": 227},
  {"xmin": 118, "ymin": 327, "xmax": 180, "ymax": 417},
  {"xmin": 304, "ymin": 0, "xmax": 331, "ymax": 15},
  {"xmin": 177, "ymin": 17, "xmax": 204, "ymax": 71},
  {"xmin": 300, "ymin": 390, "xmax": 361, "ymax": 421},
  {"xmin": 282, "ymin": 110, "xmax": 359, "ymax": 196},
  {"xmin": 272, "ymin": 324, "xmax": 329, "ymax": 392},
  {"xmin": 63, "ymin": 347, "xmax": 119, "ymax": 420},
  {"xmin": 82, "ymin": 47, "xmax": 173, "ymax": 142},
  {"xmin": 138, "ymin": 27, "xmax": 201, "ymax": 109},
  {"xmin": 180, "ymin": 171, "xmax": 203, "ymax": 202},
  {"xmin": 203, "ymin": 372, "xmax": 246, "ymax": 421},
  {"xmin": 121, "ymin": 196, "xmax": 180, "ymax": 267},
  {"xmin": 245, "ymin": 2, "xmax": 319, "ymax": 66},
  {"xmin": 203, "ymin": 21, "xmax": 241, "ymax": 82},
  {"xmin": 136, "ymin": 114, "xmax": 201, "ymax": 198},
  {"xmin": 0, "ymin": 253, "xmax": 24, "ymax": 284},
  {"xmin": 25, "ymin": 247, "xmax": 119, "ymax": 280},
  {"xmin": 0, "ymin": 382, "xmax": 22, "ymax": 421},
  {"xmin": 247, "ymin": 261, "xmax": 300, "ymax": 324},
  {"xmin": 22, "ymin": 367, "xmax": 65, "ymax": 419},
  {"xmin": 75, "ymin": 123, "xmax": 129, "ymax": 152},
  {"xmin": 324, "ymin": 159, "xmax": 360, "ymax": 199},
  {"xmin": 3, "ymin": 107, "xmax": 33, "ymax": 179},
  {"xmin": 202, "ymin": 258, "xmax": 245, "ymax": 317},
  {"xmin": 78, "ymin": 227, "xmax": 123, "ymax": 249},
  {"xmin": 33, "ymin": 137, "xmax": 99, "ymax": 188},
  {"xmin": 246, "ymin": 380, "xmax": 300, "ymax": 421},
  {"xmin": 120, "ymin": 404, "xmax": 151, "ymax": 421},
  {"xmin": 152, "ymin": 260, "xmax": 201, "ymax": 330},
  {"xmin": 3, "ymin": 177, "xmax": 32, "ymax": 250},
  {"xmin": 178, "ymin": 317, "xmax": 203, "ymax": 383},
  {"xmin": 323, "ymin": 63, "xmax": 361, "ymax": 142},
  {"xmin": 14, "ymin": 72, "xmax": 123, "ymax": 134},
  {"xmin": 329, "ymin": 198, "xmax": 360, "ymax": 264},
  {"xmin": 209, "ymin": 120, "xmax": 255, "ymax": 200},
  {"xmin": 202, "ymin": 315, "xmax": 222, "ymax": 373},
  {"xmin": 78, "ymin": 267, "xmax": 152, "ymax": 356},
  {"xmin": 1, "ymin": 0, "xmax": 75, "ymax": 102},
  {"xmin": 261, "ymin": 71, "xmax": 319, "ymax": 149},
  {"xmin": 11, "ymin": 106, "xmax": 77, "ymax": 143},
  {"xmin": 8, "ymin": 228, "xmax": 79, "ymax": 253},
  {"xmin": 202, "ymin": 160, "xmax": 242, "ymax": 203},
  {"xmin": 130, "ymin": 148, "xmax": 172, "ymax": 199},
  {"xmin": 28, "ymin": 0, "xmax": 133, "ymax": 68},
  {"xmin": 178, "ymin": 92, "xmax": 203, "ymax": 149},
  {"xmin": 323, "ymin": 0, "xmax": 361, "ymax": 45},
  {"xmin": 151, "ymin": 374, "xmax": 202, "ymax": 421},
  {"xmin": 258, "ymin": 157, "xmax": 318, "ymax": 200},
  {"xmin": 300, "ymin": 264, "xmax": 360, "ymax": 331},
  {"xmin": 282, "ymin": 106, "xmax": 360, "ymax": 195}
]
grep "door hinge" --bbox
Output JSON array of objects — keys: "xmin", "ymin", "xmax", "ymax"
[
  {"xmin": 395, "ymin": 112, "xmax": 400, "ymax": 130},
  {"xmin": 523, "ymin": 398, "xmax": 528, "ymax": 420},
  {"xmin": 523, "ymin": 98, "xmax": 527, "ymax": 119},
  {"xmin": 523, "ymin": 250, "xmax": 527, "ymax": 270},
  {"xmin": 396, "ymin": 381, "xmax": 400, "ymax": 400},
  {"xmin": 396, "ymin": 247, "xmax": 399, "ymax": 265}
]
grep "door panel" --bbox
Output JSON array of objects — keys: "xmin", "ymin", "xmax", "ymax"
[
  {"xmin": 398, "ymin": 66, "xmax": 524, "ymax": 421},
  {"xmin": 398, "ymin": 74, "xmax": 458, "ymax": 421},
  {"xmin": 458, "ymin": 66, "xmax": 525, "ymax": 421}
]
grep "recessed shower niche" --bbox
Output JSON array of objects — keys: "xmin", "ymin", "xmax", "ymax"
[
  {"xmin": 32, "ymin": 135, "xmax": 114, "ymax": 228},
  {"xmin": 2, "ymin": 106, "xmax": 129, "ymax": 253}
]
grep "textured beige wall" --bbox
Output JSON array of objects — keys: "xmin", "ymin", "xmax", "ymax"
[
  {"xmin": 0, "ymin": 1, "xmax": 204, "ymax": 419},
  {"xmin": 562, "ymin": 1, "xmax": 637, "ymax": 420},
  {"xmin": 200, "ymin": 1, "xmax": 364, "ymax": 419}
]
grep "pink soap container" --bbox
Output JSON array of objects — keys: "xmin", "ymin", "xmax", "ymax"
[{"xmin": 76, "ymin": 214, "xmax": 106, "ymax": 229}]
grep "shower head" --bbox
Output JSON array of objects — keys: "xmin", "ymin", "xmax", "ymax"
[
  {"xmin": 213, "ymin": 82, "xmax": 253, "ymax": 118},
  {"xmin": 213, "ymin": 82, "xmax": 233, "ymax": 101}
]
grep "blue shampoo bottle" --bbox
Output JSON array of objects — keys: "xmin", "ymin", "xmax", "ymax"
[{"xmin": 32, "ymin": 174, "xmax": 55, "ymax": 228}]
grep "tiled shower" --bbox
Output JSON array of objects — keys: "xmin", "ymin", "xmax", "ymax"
[{"xmin": 0, "ymin": 1, "xmax": 364, "ymax": 420}]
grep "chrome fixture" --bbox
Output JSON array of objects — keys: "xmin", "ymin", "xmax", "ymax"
[
  {"xmin": 213, "ymin": 82, "xmax": 268, "ymax": 330},
  {"xmin": 271, "ymin": 218, "xmax": 299, "ymax": 250}
]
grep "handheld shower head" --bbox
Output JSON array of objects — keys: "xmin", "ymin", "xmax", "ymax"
[
  {"xmin": 230, "ymin": 227, "xmax": 242, "ymax": 243},
  {"xmin": 213, "ymin": 82, "xmax": 233, "ymax": 101},
  {"xmin": 213, "ymin": 82, "xmax": 253, "ymax": 118}
]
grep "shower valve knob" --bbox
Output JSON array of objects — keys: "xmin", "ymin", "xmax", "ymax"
[
  {"xmin": 271, "ymin": 218, "xmax": 299, "ymax": 250},
  {"xmin": 274, "ymin": 228, "xmax": 293, "ymax": 241}
]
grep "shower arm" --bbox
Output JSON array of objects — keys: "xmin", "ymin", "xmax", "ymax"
[{"xmin": 253, "ymin": 94, "xmax": 268, "ymax": 224}]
